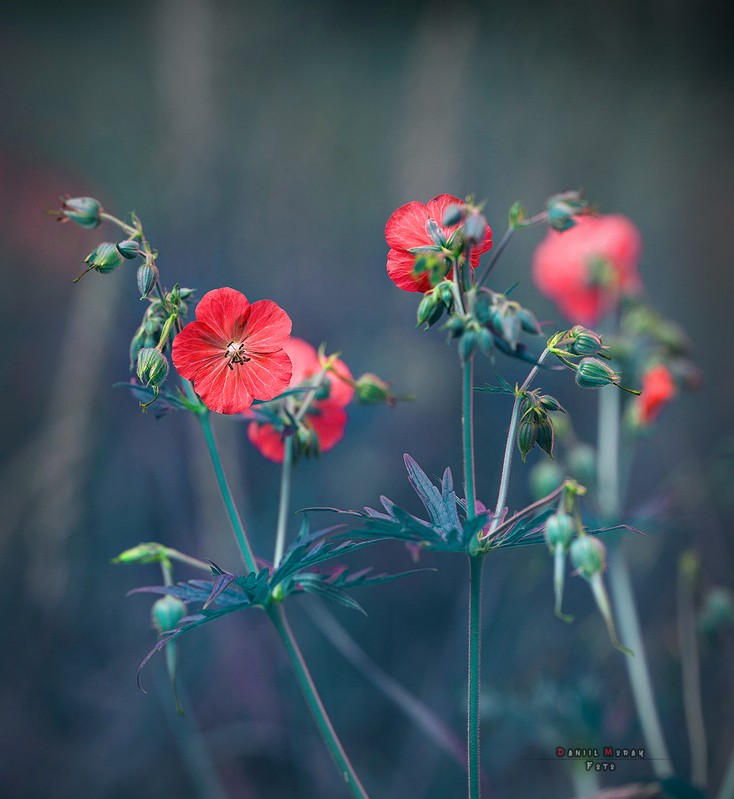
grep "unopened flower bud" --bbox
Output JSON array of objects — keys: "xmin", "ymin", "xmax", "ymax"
[
  {"xmin": 137, "ymin": 347, "xmax": 169, "ymax": 388},
  {"xmin": 545, "ymin": 511, "xmax": 575, "ymax": 551},
  {"xmin": 137, "ymin": 262, "xmax": 159, "ymax": 299},
  {"xmin": 477, "ymin": 327, "xmax": 495, "ymax": 356},
  {"xmin": 437, "ymin": 281, "xmax": 454, "ymax": 308},
  {"xmin": 117, "ymin": 239, "xmax": 141, "ymax": 259},
  {"xmin": 463, "ymin": 211, "xmax": 488, "ymax": 246},
  {"xmin": 575, "ymin": 358, "xmax": 620, "ymax": 389},
  {"xmin": 459, "ymin": 330, "xmax": 477, "ymax": 361},
  {"xmin": 56, "ymin": 196, "xmax": 102, "ymax": 229},
  {"xmin": 295, "ymin": 423, "xmax": 320, "ymax": 458},
  {"xmin": 537, "ymin": 418, "xmax": 555, "ymax": 457},
  {"xmin": 151, "ymin": 595, "xmax": 186, "ymax": 634},
  {"xmin": 355, "ymin": 373, "xmax": 391, "ymax": 405},
  {"xmin": 474, "ymin": 292, "xmax": 492, "ymax": 325},
  {"xmin": 570, "ymin": 535, "xmax": 606, "ymax": 578},
  {"xmin": 517, "ymin": 418, "xmax": 538, "ymax": 462},
  {"xmin": 517, "ymin": 307, "xmax": 542, "ymax": 335},
  {"xmin": 442, "ymin": 203, "xmax": 465, "ymax": 227},
  {"xmin": 84, "ymin": 242, "xmax": 124, "ymax": 273},
  {"xmin": 443, "ymin": 316, "xmax": 466, "ymax": 338},
  {"xmin": 546, "ymin": 190, "xmax": 588, "ymax": 232},
  {"xmin": 569, "ymin": 326, "xmax": 604, "ymax": 356},
  {"xmin": 539, "ymin": 394, "xmax": 563, "ymax": 412},
  {"xmin": 417, "ymin": 291, "xmax": 441, "ymax": 327}
]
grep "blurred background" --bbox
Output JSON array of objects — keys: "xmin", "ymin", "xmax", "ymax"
[{"xmin": 2, "ymin": 1, "xmax": 733, "ymax": 797}]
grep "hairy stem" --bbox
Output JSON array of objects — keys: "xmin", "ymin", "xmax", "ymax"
[
  {"xmin": 488, "ymin": 348, "xmax": 549, "ymax": 536},
  {"xmin": 268, "ymin": 603, "xmax": 371, "ymax": 799},
  {"xmin": 196, "ymin": 409, "xmax": 258, "ymax": 573},
  {"xmin": 467, "ymin": 554, "xmax": 484, "ymax": 799},
  {"xmin": 598, "ymin": 385, "xmax": 673, "ymax": 779},
  {"xmin": 463, "ymin": 356, "xmax": 477, "ymax": 517},
  {"xmin": 273, "ymin": 436, "xmax": 294, "ymax": 568},
  {"xmin": 476, "ymin": 225, "xmax": 515, "ymax": 287}
]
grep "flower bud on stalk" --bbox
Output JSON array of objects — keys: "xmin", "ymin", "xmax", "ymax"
[
  {"xmin": 137, "ymin": 262, "xmax": 159, "ymax": 299},
  {"xmin": 568, "ymin": 326, "xmax": 605, "ymax": 357},
  {"xmin": 55, "ymin": 196, "xmax": 102, "ymax": 229},
  {"xmin": 84, "ymin": 242, "xmax": 124, "ymax": 273},
  {"xmin": 136, "ymin": 347, "xmax": 170, "ymax": 409},
  {"xmin": 463, "ymin": 211, "xmax": 488, "ymax": 246},
  {"xmin": 517, "ymin": 418, "xmax": 538, "ymax": 462},
  {"xmin": 442, "ymin": 203, "xmax": 465, "ymax": 227},
  {"xmin": 151, "ymin": 595, "xmax": 187, "ymax": 634},
  {"xmin": 574, "ymin": 357, "xmax": 621, "ymax": 389},
  {"xmin": 545, "ymin": 190, "xmax": 588, "ymax": 232},
  {"xmin": 117, "ymin": 239, "xmax": 141, "ymax": 259},
  {"xmin": 545, "ymin": 511, "xmax": 575, "ymax": 622}
]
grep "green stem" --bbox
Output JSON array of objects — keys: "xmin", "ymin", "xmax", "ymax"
[
  {"xmin": 597, "ymin": 384, "xmax": 674, "ymax": 779},
  {"xmin": 463, "ymin": 355, "xmax": 477, "ymax": 517},
  {"xmin": 100, "ymin": 210, "xmax": 138, "ymax": 238},
  {"xmin": 488, "ymin": 348, "xmax": 549, "ymax": 536},
  {"xmin": 467, "ymin": 554, "xmax": 484, "ymax": 799},
  {"xmin": 476, "ymin": 226, "xmax": 515, "ymax": 288},
  {"xmin": 268, "ymin": 603, "xmax": 371, "ymax": 799},
  {"xmin": 273, "ymin": 435, "xmax": 294, "ymax": 569},
  {"xmin": 196, "ymin": 409, "xmax": 258, "ymax": 574}
]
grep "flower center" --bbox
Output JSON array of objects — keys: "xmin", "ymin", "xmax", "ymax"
[{"xmin": 224, "ymin": 341, "xmax": 250, "ymax": 369}]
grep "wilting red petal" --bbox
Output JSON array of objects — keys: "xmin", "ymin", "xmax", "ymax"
[
  {"xmin": 244, "ymin": 299, "xmax": 292, "ymax": 353},
  {"xmin": 193, "ymin": 287, "xmax": 251, "ymax": 344},
  {"xmin": 308, "ymin": 401, "xmax": 348, "ymax": 452},
  {"xmin": 387, "ymin": 248, "xmax": 434, "ymax": 293},
  {"xmin": 247, "ymin": 421, "xmax": 286, "ymax": 462},
  {"xmin": 532, "ymin": 215, "xmax": 642, "ymax": 325},
  {"xmin": 638, "ymin": 365, "xmax": 676, "ymax": 424}
]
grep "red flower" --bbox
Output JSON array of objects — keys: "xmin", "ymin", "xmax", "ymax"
[
  {"xmin": 247, "ymin": 337, "xmax": 354, "ymax": 462},
  {"xmin": 637, "ymin": 364, "xmax": 676, "ymax": 424},
  {"xmin": 532, "ymin": 215, "xmax": 642, "ymax": 325},
  {"xmin": 385, "ymin": 194, "xmax": 492, "ymax": 292},
  {"xmin": 172, "ymin": 287, "xmax": 292, "ymax": 414}
]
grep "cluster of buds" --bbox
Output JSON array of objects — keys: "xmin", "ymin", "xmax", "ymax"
[
  {"xmin": 542, "ymin": 481, "xmax": 630, "ymax": 653},
  {"xmin": 545, "ymin": 190, "xmax": 590, "ymax": 232},
  {"xmin": 516, "ymin": 388, "xmax": 563, "ymax": 461},
  {"xmin": 439, "ymin": 287, "xmax": 543, "ymax": 362},
  {"xmin": 441, "ymin": 198, "xmax": 490, "ymax": 246},
  {"xmin": 547, "ymin": 327, "xmax": 638, "ymax": 394}
]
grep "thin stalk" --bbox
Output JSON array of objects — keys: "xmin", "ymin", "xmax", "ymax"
[
  {"xmin": 463, "ymin": 355, "xmax": 477, "ymax": 516},
  {"xmin": 100, "ymin": 210, "xmax": 138, "ymax": 237},
  {"xmin": 717, "ymin": 742, "xmax": 734, "ymax": 799},
  {"xmin": 677, "ymin": 555, "xmax": 707, "ymax": 788},
  {"xmin": 476, "ymin": 226, "xmax": 515, "ymax": 288},
  {"xmin": 268, "ymin": 603, "xmax": 371, "ymax": 799},
  {"xmin": 467, "ymin": 554, "xmax": 484, "ymax": 799},
  {"xmin": 197, "ymin": 409, "xmax": 258, "ymax": 573},
  {"xmin": 598, "ymin": 385, "xmax": 673, "ymax": 779},
  {"xmin": 273, "ymin": 436, "xmax": 294, "ymax": 568},
  {"xmin": 488, "ymin": 348, "xmax": 549, "ymax": 536}
]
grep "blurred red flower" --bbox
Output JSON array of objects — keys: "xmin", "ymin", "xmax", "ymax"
[
  {"xmin": 637, "ymin": 364, "xmax": 676, "ymax": 424},
  {"xmin": 532, "ymin": 215, "xmax": 642, "ymax": 325},
  {"xmin": 247, "ymin": 337, "xmax": 354, "ymax": 462},
  {"xmin": 385, "ymin": 194, "xmax": 492, "ymax": 292},
  {"xmin": 172, "ymin": 287, "xmax": 292, "ymax": 414}
]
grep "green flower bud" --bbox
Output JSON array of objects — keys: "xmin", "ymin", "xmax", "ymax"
[
  {"xmin": 474, "ymin": 292, "xmax": 492, "ymax": 325},
  {"xmin": 57, "ymin": 196, "xmax": 102, "ymax": 229},
  {"xmin": 442, "ymin": 203, "xmax": 465, "ymax": 227},
  {"xmin": 544, "ymin": 511, "xmax": 575, "ymax": 551},
  {"xmin": 137, "ymin": 262, "xmax": 159, "ymax": 299},
  {"xmin": 112, "ymin": 541, "xmax": 168, "ymax": 565},
  {"xmin": 436, "ymin": 281, "xmax": 454, "ymax": 308},
  {"xmin": 517, "ymin": 307, "xmax": 542, "ymax": 335},
  {"xmin": 570, "ymin": 535, "xmax": 606, "ymax": 578},
  {"xmin": 417, "ymin": 292, "xmax": 440, "ymax": 326},
  {"xmin": 477, "ymin": 327, "xmax": 495, "ymax": 356},
  {"xmin": 568, "ymin": 444, "xmax": 597, "ymax": 485},
  {"xmin": 517, "ymin": 418, "xmax": 538, "ymax": 462},
  {"xmin": 546, "ymin": 190, "xmax": 587, "ymax": 232},
  {"xmin": 295, "ymin": 424, "xmax": 320, "ymax": 458},
  {"xmin": 537, "ymin": 417, "xmax": 555, "ymax": 457},
  {"xmin": 539, "ymin": 394, "xmax": 563, "ymax": 412},
  {"xmin": 117, "ymin": 239, "xmax": 141, "ymax": 259},
  {"xmin": 84, "ymin": 242, "xmax": 124, "ymax": 273},
  {"xmin": 529, "ymin": 461, "xmax": 564, "ymax": 500},
  {"xmin": 459, "ymin": 330, "xmax": 477, "ymax": 361},
  {"xmin": 569, "ymin": 326, "xmax": 604, "ymax": 356},
  {"xmin": 575, "ymin": 358, "xmax": 620, "ymax": 389},
  {"xmin": 442, "ymin": 316, "xmax": 466, "ymax": 338},
  {"xmin": 137, "ymin": 347, "xmax": 169, "ymax": 388},
  {"xmin": 463, "ymin": 211, "xmax": 487, "ymax": 246},
  {"xmin": 151, "ymin": 595, "xmax": 187, "ymax": 634},
  {"xmin": 355, "ymin": 373, "xmax": 392, "ymax": 405}
]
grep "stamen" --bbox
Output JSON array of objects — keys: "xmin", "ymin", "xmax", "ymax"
[{"xmin": 224, "ymin": 341, "xmax": 251, "ymax": 368}]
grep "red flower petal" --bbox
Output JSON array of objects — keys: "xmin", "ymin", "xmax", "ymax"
[
  {"xmin": 239, "ymin": 349, "xmax": 293, "ymax": 402},
  {"xmin": 387, "ymin": 248, "xmax": 435, "ymax": 293},
  {"xmin": 193, "ymin": 359, "xmax": 254, "ymax": 415},
  {"xmin": 171, "ymin": 321, "xmax": 227, "ymax": 381},
  {"xmin": 194, "ymin": 287, "xmax": 251, "ymax": 343},
  {"xmin": 385, "ymin": 200, "xmax": 432, "ymax": 251},
  {"xmin": 244, "ymin": 299, "xmax": 292, "ymax": 353},
  {"xmin": 308, "ymin": 401, "xmax": 348, "ymax": 452},
  {"xmin": 638, "ymin": 365, "xmax": 676, "ymax": 424}
]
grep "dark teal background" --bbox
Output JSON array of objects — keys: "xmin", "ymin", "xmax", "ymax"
[{"xmin": 1, "ymin": 2, "xmax": 732, "ymax": 797}]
